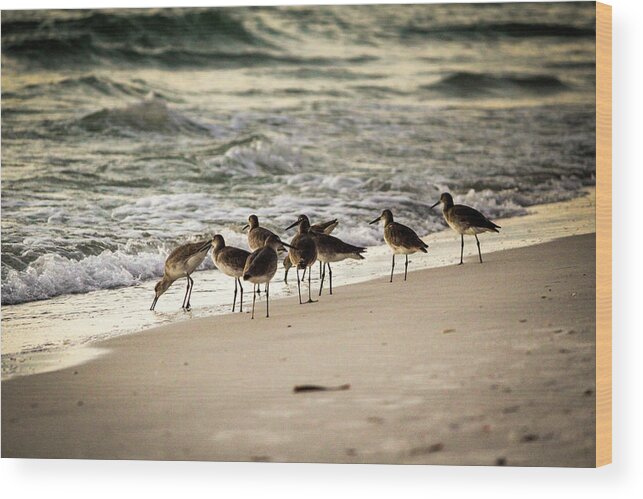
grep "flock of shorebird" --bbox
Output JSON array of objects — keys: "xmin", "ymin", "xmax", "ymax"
[{"xmin": 150, "ymin": 192, "xmax": 501, "ymax": 319}]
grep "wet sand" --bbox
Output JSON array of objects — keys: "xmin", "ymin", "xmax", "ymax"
[{"xmin": 2, "ymin": 233, "xmax": 596, "ymax": 466}]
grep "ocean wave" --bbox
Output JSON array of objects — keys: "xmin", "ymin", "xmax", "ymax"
[
  {"xmin": 401, "ymin": 22, "xmax": 595, "ymax": 40},
  {"xmin": 8, "ymin": 74, "xmax": 179, "ymax": 103},
  {"xmin": 0, "ymin": 177, "xmax": 590, "ymax": 305},
  {"xmin": 422, "ymin": 72, "xmax": 569, "ymax": 97},
  {"xmin": 2, "ymin": 8, "xmax": 265, "ymax": 47},
  {"xmin": 76, "ymin": 95, "xmax": 211, "ymax": 135},
  {"xmin": 273, "ymin": 68, "xmax": 387, "ymax": 81},
  {"xmin": 3, "ymin": 32, "xmax": 375, "ymax": 69},
  {"xmin": 1, "ymin": 8, "xmax": 378, "ymax": 69},
  {"xmin": 1, "ymin": 250, "xmax": 164, "ymax": 305},
  {"xmin": 2, "ymin": 34, "xmax": 99, "ymax": 66},
  {"xmin": 0, "ymin": 245, "xmax": 216, "ymax": 306}
]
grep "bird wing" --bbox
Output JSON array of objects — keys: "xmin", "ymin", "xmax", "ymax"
[
  {"xmin": 248, "ymin": 226, "xmax": 277, "ymax": 250},
  {"xmin": 451, "ymin": 205, "xmax": 500, "ymax": 231},
  {"xmin": 243, "ymin": 248, "xmax": 262, "ymax": 274},
  {"xmin": 313, "ymin": 232, "xmax": 365, "ymax": 254},
  {"xmin": 311, "ymin": 219, "xmax": 339, "ymax": 234},
  {"xmin": 222, "ymin": 246, "xmax": 251, "ymax": 270},
  {"xmin": 244, "ymin": 247, "xmax": 277, "ymax": 278},
  {"xmin": 289, "ymin": 233, "xmax": 317, "ymax": 267},
  {"xmin": 167, "ymin": 240, "xmax": 212, "ymax": 263},
  {"xmin": 165, "ymin": 240, "xmax": 212, "ymax": 273},
  {"xmin": 388, "ymin": 223, "xmax": 428, "ymax": 250}
]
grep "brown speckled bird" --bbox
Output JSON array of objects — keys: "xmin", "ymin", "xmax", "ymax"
[
  {"xmin": 431, "ymin": 192, "xmax": 500, "ymax": 265},
  {"xmin": 283, "ymin": 218, "xmax": 338, "ymax": 283},
  {"xmin": 285, "ymin": 215, "xmax": 319, "ymax": 304},
  {"xmin": 150, "ymin": 239, "xmax": 212, "ymax": 311},
  {"xmin": 211, "ymin": 234, "xmax": 251, "ymax": 313},
  {"xmin": 369, "ymin": 209, "xmax": 427, "ymax": 282}
]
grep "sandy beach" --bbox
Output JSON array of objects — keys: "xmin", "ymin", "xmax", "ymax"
[
  {"xmin": 2, "ymin": 232, "xmax": 596, "ymax": 466},
  {"xmin": 1, "ymin": 3, "xmax": 600, "ymax": 471}
]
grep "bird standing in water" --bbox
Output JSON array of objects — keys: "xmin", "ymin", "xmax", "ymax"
[{"xmin": 150, "ymin": 239, "xmax": 212, "ymax": 311}]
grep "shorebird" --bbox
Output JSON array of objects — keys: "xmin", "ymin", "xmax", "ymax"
[
  {"xmin": 211, "ymin": 234, "xmax": 251, "ymax": 313},
  {"xmin": 285, "ymin": 215, "xmax": 319, "ymax": 304},
  {"xmin": 150, "ymin": 239, "xmax": 212, "ymax": 311},
  {"xmin": 243, "ymin": 214, "xmax": 282, "ymax": 294},
  {"xmin": 430, "ymin": 192, "xmax": 500, "ymax": 264},
  {"xmin": 243, "ymin": 214, "xmax": 279, "ymax": 251},
  {"xmin": 310, "ymin": 229, "xmax": 366, "ymax": 296},
  {"xmin": 243, "ymin": 234, "xmax": 295, "ymax": 319},
  {"xmin": 369, "ymin": 209, "xmax": 428, "ymax": 282},
  {"xmin": 283, "ymin": 218, "xmax": 338, "ymax": 283}
]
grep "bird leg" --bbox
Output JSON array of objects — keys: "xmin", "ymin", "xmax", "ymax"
[
  {"xmin": 319, "ymin": 262, "xmax": 326, "ymax": 296},
  {"xmin": 185, "ymin": 275, "xmax": 194, "ymax": 311},
  {"xmin": 302, "ymin": 267, "xmax": 307, "ymax": 280},
  {"xmin": 307, "ymin": 265, "xmax": 317, "ymax": 303},
  {"xmin": 190, "ymin": 275, "xmax": 195, "ymax": 309},
  {"xmin": 319, "ymin": 261, "xmax": 323, "ymax": 280},
  {"xmin": 328, "ymin": 263, "xmax": 333, "ymax": 295},
  {"xmin": 459, "ymin": 234, "xmax": 464, "ymax": 265},
  {"xmin": 251, "ymin": 283, "xmax": 257, "ymax": 319},
  {"xmin": 475, "ymin": 234, "xmax": 483, "ymax": 263},
  {"xmin": 238, "ymin": 278, "xmax": 244, "ymax": 312},
  {"xmin": 296, "ymin": 268, "xmax": 302, "ymax": 305},
  {"xmin": 232, "ymin": 277, "xmax": 238, "ymax": 312},
  {"xmin": 266, "ymin": 282, "xmax": 270, "ymax": 318},
  {"xmin": 404, "ymin": 254, "xmax": 409, "ymax": 281},
  {"xmin": 390, "ymin": 254, "xmax": 395, "ymax": 283},
  {"xmin": 284, "ymin": 266, "xmax": 290, "ymax": 284},
  {"xmin": 181, "ymin": 276, "xmax": 190, "ymax": 310}
]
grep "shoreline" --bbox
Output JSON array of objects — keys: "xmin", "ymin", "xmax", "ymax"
[
  {"xmin": 2, "ymin": 232, "xmax": 596, "ymax": 465},
  {"xmin": 1, "ymin": 188, "xmax": 595, "ymax": 380}
]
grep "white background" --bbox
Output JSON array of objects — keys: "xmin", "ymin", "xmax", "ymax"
[{"xmin": 0, "ymin": 0, "xmax": 640, "ymax": 496}]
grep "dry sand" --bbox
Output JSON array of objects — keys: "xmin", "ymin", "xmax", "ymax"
[{"xmin": 2, "ymin": 233, "xmax": 596, "ymax": 466}]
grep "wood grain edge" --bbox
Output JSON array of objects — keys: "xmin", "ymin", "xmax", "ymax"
[{"xmin": 595, "ymin": 1, "xmax": 612, "ymax": 468}]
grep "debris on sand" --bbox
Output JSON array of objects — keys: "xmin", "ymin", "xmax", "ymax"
[
  {"xmin": 293, "ymin": 383, "xmax": 351, "ymax": 393},
  {"xmin": 409, "ymin": 442, "xmax": 444, "ymax": 456}
]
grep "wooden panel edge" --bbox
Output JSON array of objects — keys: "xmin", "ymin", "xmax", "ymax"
[{"xmin": 595, "ymin": 1, "xmax": 612, "ymax": 468}]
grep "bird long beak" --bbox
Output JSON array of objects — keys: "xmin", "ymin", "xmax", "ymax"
[
  {"xmin": 369, "ymin": 216, "xmax": 381, "ymax": 225},
  {"xmin": 280, "ymin": 240, "xmax": 297, "ymax": 249},
  {"xmin": 150, "ymin": 296, "xmax": 158, "ymax": 311},
  {"xmin": 430, "ymin": 201, "xmax": 440, "ymax": 209},
  {"xmin": 285, "ymin": 220, "xmax": 299, "ymax": 231},
  {"xmin": 242, "ymin": 224, "xmax": 249, "ymax": 231}
]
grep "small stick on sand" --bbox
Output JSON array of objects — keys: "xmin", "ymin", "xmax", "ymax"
[{"xmin": 293, "ymin": 383, "xmax": 351, "ymax": 393}]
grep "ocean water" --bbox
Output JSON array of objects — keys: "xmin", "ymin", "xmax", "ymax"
[{"xmin": 1, "ymin": 3, "xmax": 596, "ymax": 373}]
